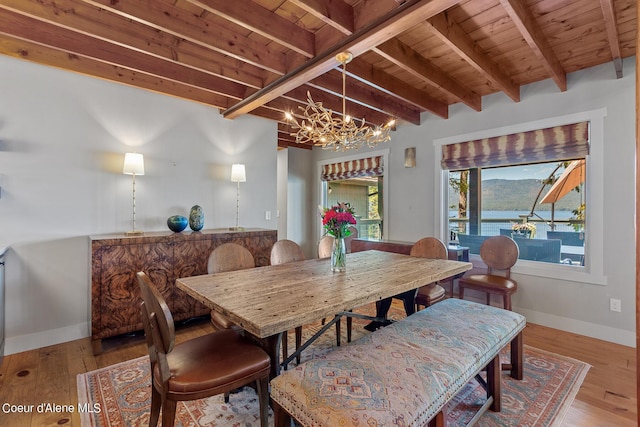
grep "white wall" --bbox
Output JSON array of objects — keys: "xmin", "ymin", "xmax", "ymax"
[
  {"xmin": 0, "ymin": 55, "xmax": 278, "ymax": 354},
  {"xmin": 308, "ymin": 59, "xmax": 636, "ymax": 347}
]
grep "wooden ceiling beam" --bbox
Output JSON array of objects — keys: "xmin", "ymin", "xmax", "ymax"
[
  {"xmin": 1, "ymin": 0, "xmax": 266, "ymax": 89},
  {"xmin": 376, "ymin": 38, "xmax": 481, "ymax": 111},
  {"xmin": 599, "ymin": 0, "xmax": 623, "ymax": 78},
  {"xmin": 309, "ymin": 71, "xmax": 421, "ymax": 125},
  {"xmin": 82, "ymin": 0, "xmax": 287, "ymax": 75},
  {"xmin": 500, "ymin": 0, "xmax": 567, "ymax": 91},
  {"xmin": 288, "ymin": 0, "xmax": 355, "ymax": 34},
  {"xmin": 292, "ymin": 0, "xmax": 451, "ymax": 119},
  {"xmin": 0, "ymin": 34, "xmax": 233, "ymax": 110},
  {"xmin": 185, "ymin": 0, "xmax": 315, "ymax": 57},
  {"xmin": 0, "ymin": 8, "xmax": 249, "ymax": 100},
  {"xmin": 223, "ymin": 0, "xmax": 461, "ymax": 119},
  {"xmin": 424, "ymin": 12, "xmax": 520, "ymax": 103}
]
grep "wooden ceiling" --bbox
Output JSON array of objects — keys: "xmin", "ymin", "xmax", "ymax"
[{"xmin": 0, "ymin": 0, "xmax": 636, "ymax": 149}]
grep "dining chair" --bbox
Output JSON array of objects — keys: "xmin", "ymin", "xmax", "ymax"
[
  {"xmin": 410, "ymin": 237, "xmax": 448, "ymax": 310},
  {"xmin": 137, "ymin": 271, "xmax": 270, "ymax": 427},
  {"xmin": 270, "ymin": 239, "xmax": 306, "ymax": 365},
  {"xmin": 207, "ymin": 243, "xmax": 255, "ymax": 331},
  {"xmin": 317, "ymin": 236, "xmax": 351, "ymax": 346},
  {"xmin": 458, "ymin": 235, "xmax": 519, "ymax": 311}
]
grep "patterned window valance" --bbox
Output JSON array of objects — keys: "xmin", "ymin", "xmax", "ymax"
[
  {"xmin": 321, "ymin": 156, "xmax": 383, "ymax": 181},
  {"xmin": 441, "ymin": 122, "xmax": 589, "ymax": 171}
]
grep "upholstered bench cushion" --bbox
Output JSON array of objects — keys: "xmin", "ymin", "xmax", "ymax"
[{"xmin": 270, "ymin": 299, "xmax": 526, "ymax": 427}]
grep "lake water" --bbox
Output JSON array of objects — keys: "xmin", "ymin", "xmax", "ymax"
[{"xmin": 449, "ymin": 210, "xmax": 577, "ymax": 238}]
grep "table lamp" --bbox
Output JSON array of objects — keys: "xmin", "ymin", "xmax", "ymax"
[
  {"xmin": 123, "ymin": 152, "xmax": 145, "ymax": 236},
  {"xmin": 230, "ymin": 163, "xmax": 246, "ymax": 229}
]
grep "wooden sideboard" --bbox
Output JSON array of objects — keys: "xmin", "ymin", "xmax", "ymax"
[{"xmin": 90, "ymin": 228, "xmax": 277, "ymax": 354}]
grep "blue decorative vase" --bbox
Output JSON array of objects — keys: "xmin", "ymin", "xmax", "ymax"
[
  {"xmin": 189, "ymin": 205, "xmax": 204, "ymax": 231},
  {"xmin": 167, "ymin": 215, "xmax": 188, "ymax": 233}
]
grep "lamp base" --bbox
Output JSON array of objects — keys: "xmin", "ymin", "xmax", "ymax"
[{"xmin": 125, "ymin": 230, "xmax": 144, "ymax": 236}]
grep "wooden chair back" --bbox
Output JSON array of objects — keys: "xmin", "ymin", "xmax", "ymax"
[
  {"xmin": 479, "ymin": 235, "xmax": 519, "ymax": 276},
  {"xmin": 137, "ymin": 272, "xmax": 174, "ymax": 384},
  {"xmin": 410, "ymin": 237, "xmax": 448, "ymax": 260},
  {"xmin": 271, "ymin": 239, "xmax": 305, "ymax": 265},
  {"xmin": 317, "ymin": 235, "xmax": 334, "ymax": 259},
  {"xmin": 208, "ymin": 243, "xmax": 255, "ymax": 273}
]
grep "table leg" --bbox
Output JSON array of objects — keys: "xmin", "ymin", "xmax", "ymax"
[{"xmin": 248, "ymin": 332, "xmax": 283, "ymax": 379}]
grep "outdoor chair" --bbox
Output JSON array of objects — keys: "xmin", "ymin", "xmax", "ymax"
[{"xmin": 137, "ymin": 271, "xmax": 270, "ymax": 427}]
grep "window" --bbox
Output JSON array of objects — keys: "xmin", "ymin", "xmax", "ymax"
[
  {"xmin": 448, "ymin": 161, "xmax": 586, "ymax": 266},
  {"xmin": 434, "ymin": 110, "xmax": 606, "ymax": 285},
  {"xmin": 319, "ymin": 150, "xmax": 389, "ymax": 241}
]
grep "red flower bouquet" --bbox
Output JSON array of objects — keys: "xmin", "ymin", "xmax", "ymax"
[{"xmin": 320, "ymin": 202, "xmax": 357, "ymax": 239}]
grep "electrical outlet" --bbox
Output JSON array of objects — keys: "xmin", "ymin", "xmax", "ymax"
[{"xmin": 609, "ymin": 298, "xmax": 621, "ymax": 312}]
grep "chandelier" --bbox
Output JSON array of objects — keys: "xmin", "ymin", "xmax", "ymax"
[{"xmin": 285, "ymin": 51, "xmax": 396, "ymax": 151}]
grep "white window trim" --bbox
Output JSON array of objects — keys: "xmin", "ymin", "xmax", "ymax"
[
  {"xmin": 433, "ymin": 109, "xmax": 607, "ymax": 286},
  {"xmin": 317, "ymin": 149, "xmax": 390, "ymax": 241}
]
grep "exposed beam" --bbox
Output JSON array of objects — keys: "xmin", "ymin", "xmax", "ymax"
[
  {"xmin": 1, "ymin": 0, "xmax": 266, "ymax": 89},
  {"xmin": 186, "ymin": 0, "xmax": 315, "ymax": 57},
  {"xmin": 0, "ymin": 9, "xmax": 249, "ymax": 99},
  {"xmin": 223, "ymin": 0, "xmax": 461, "ymax": 119},
  {"xmin": 82, "ymin": 0, "xmax": 288, "ymax": 75},
  {"xmin": 424, "ymin": 12, "xmax": 520, "ymax": 103},
  {"xmin": 0, "ymin": 34, "xmax": 233, "ymax": 110},
  {"xmin": 500, "ymin": 0, "xmax": 567, "ymax": 91},
  {"xmin": 599, "ymin": 0, "xmax": 623, "ymax": 78},
  {"xmin": 376, "ymin": 38, "xmax": 481, "ymax": 111},
  {"xmin": 288, "ymin": 0, "xmax": 355, "ymax": 34}
]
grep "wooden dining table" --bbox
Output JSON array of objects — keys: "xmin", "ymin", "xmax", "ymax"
[{"xmin": 176, "ymin": 250, "xmax": 472, "ymax": 377}]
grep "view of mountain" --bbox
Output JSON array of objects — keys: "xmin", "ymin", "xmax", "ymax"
[{"xmin": 449, "ymin": 179, "xmax": 582, "ymax": 211}]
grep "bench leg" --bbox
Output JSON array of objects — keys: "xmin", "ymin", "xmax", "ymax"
[
  {"xmin": 510, "ymin": 331, "xmax": 523, "ymax": 380},
  {"xmin": 487, "ymin": 354, "xmax": 501, "ymax": 412},
  {"xmin": 427, "ymin": 410, "xmax": 445, "ymax": 427},
  {"xmin": 272, "ymin": 398, "xmax": 293, "ymax": 427}
]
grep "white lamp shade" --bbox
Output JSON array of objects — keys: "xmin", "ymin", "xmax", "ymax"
[
  {"xmin": 123, "ymin": 152, "xmax": 145, "ymax": 175},
  {"xmin": 230, "ymin": 163, "xmax": 246, "ymax": 182}
]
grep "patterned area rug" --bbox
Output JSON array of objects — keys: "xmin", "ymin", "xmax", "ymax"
[{"xmin": 78, "ymin": 306, "xmax": 590, "ymax": 427}]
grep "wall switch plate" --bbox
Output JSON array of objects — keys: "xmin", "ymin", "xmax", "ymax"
[
  {"xmin": 609, "ymin": 298, "xmax": 621, "ymax": 312},
  {"xmin": 265, "ymin": 210, "xmax": 271, "ymax": 220}
]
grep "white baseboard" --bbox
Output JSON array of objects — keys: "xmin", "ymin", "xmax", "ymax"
[
  {"xmin": 5, "ymin": 322, "xmax": 89, "ymax": 355},
  {"xmin": 516, "ymin": 307, "xmax": 635, "ymax": 348}
]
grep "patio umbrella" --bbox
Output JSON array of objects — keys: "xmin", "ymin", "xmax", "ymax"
[{"xmin": 539, "ymin": 159, "xmax": 585, "ymax": 227}]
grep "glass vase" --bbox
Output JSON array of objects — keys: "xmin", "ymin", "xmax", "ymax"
[{"xmin": 331, "ymin": 237, "xmax": 347, "ymax": 272}]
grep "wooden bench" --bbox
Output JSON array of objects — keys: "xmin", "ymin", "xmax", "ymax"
[{"xmin": 270, "ymin": 298, "xmax": 525, "ymax": 427}]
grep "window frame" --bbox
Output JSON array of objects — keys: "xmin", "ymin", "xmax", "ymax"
[
  {"xmin": 318, "ymin": 149, "xmax": 390, "ymax": 241},
  {"xmin": 433, "ymin": 109, "xmax": 607, "ymax": 286}
]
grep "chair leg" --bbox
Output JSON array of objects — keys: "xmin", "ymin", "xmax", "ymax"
[
  {"xmin": 161, "ymin": 399, "xmax": 178, "ymax": 427},
  {"xmin": 295, "ymin": 326, "xmax": 302, "ymax": 365},
  {"xmin": 459, "ymin": 286, "xmax": 465, "ymax": 301},
  {"xmin": 486, "ymin": 292, "xmax": 491, "ymax": 306},
  {"xmin": 281, "ymin": 330, "xmax": 288, "ymax": 365},
  {"xmin": 346, "ymin": 314, "xmax": 352, "ymax": 343},
  {"xmin": 335, "ymin": 317, "xmax": 341, "ymax": 346},
  {"xmin": 256, "ymin": 375, "xmax": 270, "ymax": 427},
  {"xmin": 149, "ymin": 385, "xmax": 161, "ymax": 427}
]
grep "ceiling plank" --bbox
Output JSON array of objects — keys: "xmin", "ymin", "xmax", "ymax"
[
  {"xmin": 288, "ymin": 0, "xmax": 355, "ymax": 34},
  {"xmin": 599, "ymin": 0, "xmax": 623, "ymax": 78},
  {"xmin": 424, "ymin": 12, "xmax": 520, "ymax": 103},
  {"xmin": 0, "ymin": 8, "xmax": 249, "ymax": 99},
  {"xmin": 0, "ymin": 34, "xmax": 233, "ymax": 109},
  {"xmin": 82, "ymin": 0, "xmax": 287, "ymax": 75},
  {"xmin": 376, "ymin": 38, "xmax": 481, "ymax": 111},
  {"xmin": 223, "ymin": 0, "xmax": 462, "ymax": 119},
  {"xmin": 1, "ymin": 0, "xmax": 266, "ymax": 89},
  {"xmin": 186, "ymin": 0, "xmax": 315, "ymax": 57},
  {"xmin": 499, "ymin": 0, "xmax": 567, "ymax": 91}
]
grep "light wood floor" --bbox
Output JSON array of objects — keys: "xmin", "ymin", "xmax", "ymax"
[{"xmin": 0, "ymin": 310, "xmax": 636, "ymax": 427}]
